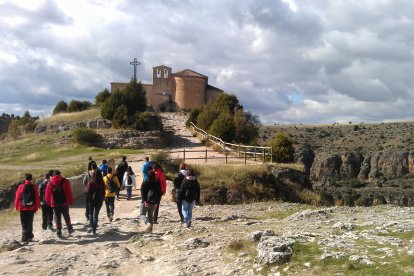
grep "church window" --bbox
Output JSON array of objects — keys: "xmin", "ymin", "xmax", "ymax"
[
  {"xmin": 157, "ymin": 69, "xmax": 161, "ymax": 78},
  {"xmin": 164, "ymin": 69, "xmax": 169, "ymax": 78}
]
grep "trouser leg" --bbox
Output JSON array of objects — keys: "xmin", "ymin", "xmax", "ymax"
[
  {"xmin": 147, "ymin": 205, "xmax": 155, "ymax": 224},
  {"xmin": 105, "ymin": 197, "xmax": 110, "ymax": 217},
  {"xmin": 85, "ymin": 194, "xmax": 89, "ymax": 219},
  {"xmin": 54, "ymin": 207, "xmax": 63, "ymax": 230},
  {"xmin": 153, "ymin": 198, "xmax": 161, "ymax": 222},
  {"xmin": 41, "ymin": 205, "xmax": 48, "ymax": 229},
  {"xmin": 61, "ymin": 206, "xmax": 73, "ymax": 230},
  {"xmin": 20, "ymin": 211, "xmax": 34, "ymax": 241},
  {"xmin": 176, "ymin": 200, "xmax": 184, "ymax": 222},
  {"xmin": 127, "ymin": 186, "xmax": 132, "ymax": 199},
  {"xmin": 182, "ymin": 200, "xmax": 189, "ymax": 222},
  {"xmin": 46, "ymin": 205, "xmax": 53, "ymax": 228},
  {"xmin": 93, "ymin": 204, "xmax": 102, "ymax": 230}
]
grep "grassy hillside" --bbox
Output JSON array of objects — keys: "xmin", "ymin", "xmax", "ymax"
[
  {"xmin": 260, "ymin": 121, "xmax": 414, "ymax": 154},
  {"xmin": 0, "ymin": 108, "xmax": 142, "ymax": 189}
]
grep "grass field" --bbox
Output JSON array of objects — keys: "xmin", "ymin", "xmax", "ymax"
[{"xmin": 0, "ymin": 108, "xmax": 143, "ymax": 188}]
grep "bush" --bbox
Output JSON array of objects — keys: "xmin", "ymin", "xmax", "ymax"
[
  {"xmin": 53, "ymin": 100, "xmax": 68, "ymax": 114},
  {"xmin": 101, "ymin": 79, "xmax": 147, "ymax": 128},
  {"xmin": 270, "ymin": 132, "xmax": 295, "ymax": 163},
  {"xmin": 95, "ymin": 88, "xmax": 110, "ymax": 106},
  {"xmin": 209, "ymin": 111, "xmax": 235, "ymax": 142},
  {"xmin": 131, "ymin": 112, "xmax": 162, "ymax": 131},
  {"xmin": 233, "ymin": 109, "xmax": 260, "ymax": 144},
  {"xmin": 71, "ymin": 128, "xmax": 100, "ymax": 146},
  {"xmin": 186, "ymin": 107, "xmax": 202, "ymax": 127},
  {"xmin": 67, "ymin": 100, "xmax": 92, "ymax": 113}
]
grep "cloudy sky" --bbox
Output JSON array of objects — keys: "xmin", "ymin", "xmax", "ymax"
[{"xmin": 1, "ymin": 0, "xmax": 414, "ymax": 124}]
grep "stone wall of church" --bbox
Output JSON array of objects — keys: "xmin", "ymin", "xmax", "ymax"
[
  {"xmin": 206, "ymin": 88, "xmax": 223, "ymax": 105},
  {"xmin": 174, "ymin": 76, "xmax": 207, "ymax": 110}
]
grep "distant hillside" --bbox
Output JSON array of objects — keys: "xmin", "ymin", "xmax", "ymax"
[{"xmin": 260, "ymin": 121, "xmax": 414, "ymax": 155}]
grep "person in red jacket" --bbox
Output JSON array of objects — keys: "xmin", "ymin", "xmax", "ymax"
[
  {"xmin": 153, "ymin": 163, "xmax": 166, "ymax": 224},
  {"xmin": 14, "ymin": 173, "xmax": 40, "ymax": 243},
  {"xmin": 45, "ymin": 170, "xmax": 74, "ymax": 238}
]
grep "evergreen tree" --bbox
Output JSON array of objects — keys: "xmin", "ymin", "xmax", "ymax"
[{"xmin": 53, "ymin": 100, "xmax": 68, "ymax": 114}]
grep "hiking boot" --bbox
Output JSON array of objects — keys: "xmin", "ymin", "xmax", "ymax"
[
  {"xmin": 47, "ymin": 225, "xmax": 54, "ymax": 231},
  {"xmin": 68, "ymin": 228, "xmax": 75, "ymax": 234},
  {"xmin": 56, "ymin": 231, "xmax": 63, "ymax": 239},
  {"xmin": 185, "ymin": 220, "xmax": 191, "ymax": 228}
]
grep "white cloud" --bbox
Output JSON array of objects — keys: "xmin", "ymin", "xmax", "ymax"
[{"xmin": 1, "ymin": 0, "xmax": 414, "ymax": 124}]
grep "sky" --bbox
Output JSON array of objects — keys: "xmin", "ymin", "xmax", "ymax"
[{"xmin": 1, "ymin": 0, "xmax": 414, "ymax": 125}]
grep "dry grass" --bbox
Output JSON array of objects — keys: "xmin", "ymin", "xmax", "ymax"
[{"xmin": 38, "ymin": 108, "xmax": 101, "ymax": 124}]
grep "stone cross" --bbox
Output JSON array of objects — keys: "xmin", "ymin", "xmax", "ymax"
[{"xmin": 130, "ymin": 58, "xmax": 141, "ymax": 81}]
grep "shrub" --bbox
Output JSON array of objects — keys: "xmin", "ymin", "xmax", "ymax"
[
  {"xmin": 209, "ymin": 111, "xmax": 235, "ymax": 142},
  {"xmin": 270, "ymin": 132, "xmax": 295, "ymax": 163},
  {"xmin": 53, "ymin": 100, "xmax": 68, "ymax": 114},
  {"xmin": 71, "ymin": 128, "xmax": 100, "ymax": 146},
  {"xmin": 67, "ymin": 100, "xmax": 92, "ymax": 113},
  {"xmin": 233, "ymin": 109, "xmax": 260, "ymax": 144},
  {"xmin": 101, "ymin": 79, "xmax": 147, "ymax": 128},
  {"xmin": 130, "ymin": 111, "xmax": 162, "ymax": 131},
  {"xmin": 196, "ymin": 105, "xmax": 219, "ymax": 130},
  {"xmin": 95, "ymin": 88, "xmax": 110, "ymax": 106},
  {"xmin": 186, "ymin": 107, "xmax": 202, "ymax": 127}
]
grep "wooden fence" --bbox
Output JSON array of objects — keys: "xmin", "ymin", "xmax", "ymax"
[{"xmin": 187, "ymin": 122, "xmax": 273, "ymax": 163}]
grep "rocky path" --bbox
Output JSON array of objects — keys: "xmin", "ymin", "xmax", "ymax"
[{"xmin": 2, "ymin": 193, "xmax": 414, "ymax": 275}]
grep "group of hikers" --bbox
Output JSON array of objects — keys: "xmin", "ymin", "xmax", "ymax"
[{"xmin": 14, "ymin": 155, "xmax": 201, "ymax": 243}]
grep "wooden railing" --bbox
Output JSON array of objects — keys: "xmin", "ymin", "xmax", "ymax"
[{"xmin": 188, "ymin": 122, "xmax": 273, "ymax": 163}]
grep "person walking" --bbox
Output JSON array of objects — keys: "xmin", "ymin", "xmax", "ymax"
[
  {"xmin": 179, "ymin": 169, "xmax": 200, "ymax": 228},
  {"xmin": 87, "ymin": 156, "xmax": 97, "ymax": 171},
  {"xmin": 45, "ymin": 170, "xmax": 75, "ymax": 238},
  {"xmin": 153, "ymin": 163, "xmax": 166, "ymax": 224},
  {"xmin": 116, "ymin": 156, "xmax": 128, "ymax": 200},
  {"xmin": 83, "ymin": 169, "xmax": 91, "ymax": 221},
  {"xmin": 141, "ymin": 157, "xmax": 151, "ymax": 181},
  {"xmin": 173, "ymin": 163, "xmax": 187, "ymax": 223},
  {"xmin": 86, "ymin": 163, "xmax": 105, "ymax": 234},
  {"xmin": 14, "ymin": 173, "xmax": 40, "ymax": 243},
  {"xmin": 103, "ymin": 167, "xmax": 120, "ymax": 222},
  {"xmin": 98, "ymin": 159, "xmax": 108, "ymax": 177},
  {"xmin": 38, "ymin": 171, "xmax": 53, "ymax": 230},
  {"xmin": 140, "ymin": 169, "xmax": 162, "ymax": 233},
  {"xmin": 123, "ymin": 166, "xmax": 136, "ymax": 200}
]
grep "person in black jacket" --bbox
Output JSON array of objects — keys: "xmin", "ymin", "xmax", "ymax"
[
  {"xmin": 116, "ymin": 156, "xmax": 128, "ymax": 200},
  {"xmin": 179, "ymin": 169, "xmax": 200, "ymax": 228},
  {"xmin": 140, "ymin": 169, "xmax": 161, "ymax": 233},
  {"xmin": 173, "ymin": 163, "xmax": 187, "ymax": 223},
  {"xmin": 39, "ymin": 170, "xmax": 54, "ymax": 230},
  {"xmin": 86, "ymin": 163, "xmax": 105, "ymax": 234}
]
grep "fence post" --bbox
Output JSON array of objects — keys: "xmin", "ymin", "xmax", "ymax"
[
  {"xmin": 244, "ymin": 148, "xmax": 247, "ymax": 164},
  {"xmin": 183, "ymin": 149, "xmax": 186, "ymax": 162},
  {"xmin": 254, "ymin": 147, "xmax": 257, "ymax": 161},
  {"xmin": 271, "ymin": 148, "xmax": 273, "ymax": 163},
  {"xmin": 205, "ymin": 149, "xmax": 207, "ymax": 163},
  {"xmin": 263, "ymin": 148, "xmax": 265, "ymax": 164}
]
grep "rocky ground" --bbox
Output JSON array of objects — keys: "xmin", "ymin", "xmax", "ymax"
[
  {"xmin": 1, "ymin": 113, "xmax": 414, "ymax": 275},
  {"xmin": 1, "ymin": 196, "xmax": 414, "ymax": 275}
]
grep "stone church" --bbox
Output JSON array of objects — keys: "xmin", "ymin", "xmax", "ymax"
[{"xmin": 111, "ymin": 65, "xmax": 223, "ymax": 111}]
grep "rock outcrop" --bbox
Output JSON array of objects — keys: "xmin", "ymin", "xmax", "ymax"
[{"xmin": 34, "ymin": 119, "xmax": 112, "ymax": 134}]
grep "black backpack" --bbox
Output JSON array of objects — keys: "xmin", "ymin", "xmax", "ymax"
[
  {"xmin": 53, "ymin": 179, "xmax": 67, "ymax": 205},
  {"xmin": 107, "ymin": 176, "xmax": 116, "ymax": 193},
  {"xmin": 147, "ymin": 189, "xmax": 157, "ymax": 204},
  {"xmin": 183, "ymin": 180, "xmax": 197, "ymax": 202},
  {"xmin": 21, "ymin": 184, "xmax": 35, "ymax": 207},
  {"xmin": 127, "ymin": 175, "xmax": 133, "ymax": 185}
]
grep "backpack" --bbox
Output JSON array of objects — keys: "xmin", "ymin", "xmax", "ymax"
[
  {"xmin": 21, "ymin": 184, "xmax": 35, "ymax": 207},
  {"xmin": 183, "ymin": 180, "xmax": 197, "ymax": 202},
  {"xmin": 53, "ymin": 179, "xmax": 67, "ymax": 205},
  {"xmin": 127, "ymin": 175, "xmax": 133, "ymax": 185},
  {"xmin": 147, "ymin": 189, "xmax": 157, "ymax": 204},
  {"xmin": 107, "ymin": 176, "xmax": 116, "ymax": 193}
]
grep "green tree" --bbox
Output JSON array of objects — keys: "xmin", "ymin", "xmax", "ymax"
[
  {"xmin": 214, "ymin": 93, "xmax": 242, "ymax": 114},
  {"xmin": 53, "ymin": 100, "xmax": 68, "ymax": 114},
  {"xmin": 209, "ymin": 111, "xmax": 235, "ymax": 142},
  {"xmin": 95, "ymin": 88, "xmax": 111, "ymax": 106},
  {"xmin": 196, "ymin": 105, "xmax": 219, "ymax": 130},
  {"xmin": 7, "ymin": 119, "xmax": 21, "ymax": 139},
  {"xmin": 186, "ymin": 107, "xmax": 202, "ymax": 127},
  {"xmin": 101, "ymin": 78, "xmax": 147, "ymax": 128},
  {"xmin": 270, "ymin": 132, "xmax": 295, "ymax": 163},
  {"xmin": 67, "ymin": 100, "xmax": 91, "ymax": 113},
  {"xmin": 233, "ymin": 109, "xmax": 260, "ymax": 144}
]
